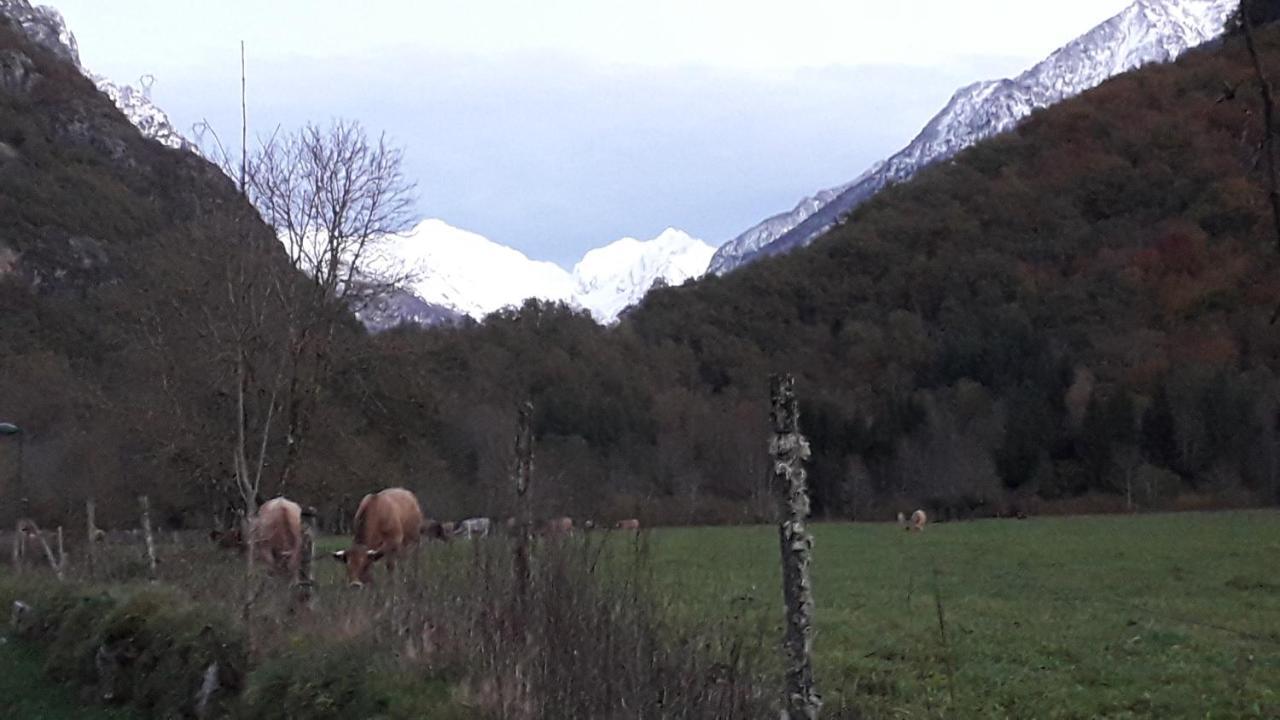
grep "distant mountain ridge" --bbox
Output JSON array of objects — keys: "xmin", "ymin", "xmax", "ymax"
[
  {"xmin": 376, "ymin": 220, "xmax": 714, "ymax": 326},
  {"xmin": 708, "ymin": 0, "xmax": 1238, "ymax": 274}
]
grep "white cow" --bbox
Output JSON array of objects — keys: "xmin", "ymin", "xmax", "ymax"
[
  {"xmin": 907, "ymin": 509, "xmax": 928, "ymax": 532},
  {"xmin": 455, "ymin": 517, "xmax": 492, "ymax": 539}
]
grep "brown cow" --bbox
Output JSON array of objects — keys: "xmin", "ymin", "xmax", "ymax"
[
  {"xmin": 332, "ymin": 487, "xmax": 424, "ymax": 587},
  {"xmin": 210, "ymin": 497, "xmax": 303, "ymax": 576},
  {"xmin": 542, "ymin": 516, "xmax": 573, "ymax": 536},
  {"xmin": 615, "ymin": 518, "xmax": 640, "ymax": 531}
]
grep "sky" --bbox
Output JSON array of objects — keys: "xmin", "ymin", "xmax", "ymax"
[{"xmin": 53, "ymin": 0, "xmax": 1135, "ymax": 268}]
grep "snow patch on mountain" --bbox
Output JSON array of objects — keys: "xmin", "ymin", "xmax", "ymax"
[
  {"xmin": 0, "ymin": 0, "xmax": 195, "ymax": 151},
  {"xmin": 709, "ymin": 0, "xmax": 1237, "ymax": 274},
  {"xmin": 92, "ymin": 75, "xmax": 197, "ymax": 151},
  {"xmin": 573, "ymin": 228, "xmax": 715, "ymax": 323}
]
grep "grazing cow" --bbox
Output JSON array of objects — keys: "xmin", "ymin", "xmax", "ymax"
[
  {"xmin": 614, "ymin": 518, "xmax": 640, "ymax": 531},
  {"xmin": 210, "ymin": 497, "xmax": 304, "ymax": 576},
  {"xmin": 542, "ymin": 516, "xmax": 573, "ymax": 536},
  {"xmin": 455, "ymin": 517, "xmax": 492, "ymax": 539},
  {"xmin": 332, "ymin": 487, "xmax": 425, "ymax": 587},
  {"xmin": 907, "ymin": 509, "xmax": 928, "ymax": 532}
]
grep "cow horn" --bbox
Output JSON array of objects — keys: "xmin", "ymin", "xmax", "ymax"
[{"xmin": 367, "ymin": 549, "xmax": 385, "ymax": 560}]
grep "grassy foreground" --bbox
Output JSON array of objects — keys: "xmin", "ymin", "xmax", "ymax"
[
  {"xmin": 2, "ymin": 511, "xmax": 1277, "ymax": 718},
  {"xmin": 647, "ymin": 511, "xmax": 1280, "ymax": 718},
  {"xmin": 0, "ymin": 639, "xmax": 135, "ymax": 719}
]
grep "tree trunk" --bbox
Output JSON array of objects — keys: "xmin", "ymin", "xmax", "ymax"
[
  {"xmin": 769, "ymin": 374, "xmax": 822, "ymax": 720},
  {"xmin": 86, "ymin": 499, "xmax": 97, "ymax": 580},
  {"xmin": 139, "ymin": 495, "xmax": 158, "ymax": 582}
]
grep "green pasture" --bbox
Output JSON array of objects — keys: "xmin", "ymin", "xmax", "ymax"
[{"xmin": 646, "ymin": 511, "xmax": 1280, "ymax": 718}]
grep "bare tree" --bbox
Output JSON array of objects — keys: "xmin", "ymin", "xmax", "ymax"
[{"xmin": 243, "ymin": 120, "xmax": 417, "ymax": 487}]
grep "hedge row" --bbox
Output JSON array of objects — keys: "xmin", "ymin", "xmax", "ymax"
[{"xmin": 0, "ymin": 577, "xmax": 470, "ymax": 719}]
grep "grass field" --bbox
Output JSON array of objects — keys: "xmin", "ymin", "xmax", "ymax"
[
  {"xmin": 3, "ymin": 511, "xmax": 1278, "ymax": 718},
  {"xmin": 646, "ymin": 511, "xmax": 1280, "ymax": 718}
]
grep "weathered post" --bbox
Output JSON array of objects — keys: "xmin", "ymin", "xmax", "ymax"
[
  {"xmin": 11, "ymin": 520, "xmax": 22, "ymax": 573},
  {"xmin": 86, "ymin": 499, "xmax": 97, "ymax": 580},
  {"xmin": 240, "ymin": 508, "xmax": 260, "ymax": 653},
  {"xmin": 769, "ymin": 373, "xmax": 821, "ymax": 720},
  {"xmin": 294, "ymin": 506, "xmax": 317, "ymax": 611},
  {"xmin": 20, "ymin": 519, "xmax": 62, "ymax": 581},
  {"xmin": 55, "ymin": 525, "xmax": 64, "ymax": 574},
  {"xmin": 512, "ymin": 400, "xmax": 534, "ymax": 625},
  {"xmin": 139, "ymin": 495, "xmax": 158, "ymax": 581}
]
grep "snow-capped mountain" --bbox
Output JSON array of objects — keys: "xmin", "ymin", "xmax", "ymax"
[
  {"xmin": 708, "ymin": 0, "xmax": 1237, "ymax": 274},
  {"xmin": 573, "ymin": 228, "xmax": 714, "ymax": 323},
  {"xmin": 378, "ymin": 220, "xmax": 713, "ymax": 325},
  {"xmin": 0, "ymin": 0, "xmax": 195, "ymax": 151},
  {"xmin": 380, "ymin": 219, "xmax": 578, "ymax": 320}
]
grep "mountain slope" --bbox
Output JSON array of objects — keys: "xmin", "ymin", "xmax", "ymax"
[
  {"xmin": 1, "ymin": 0, "xmax": 194, "ymax": 151},
  {"xmin": 708, "ymin": 0, "xmax": 1237, "ymax": 274},
  {"xmin": 626, "ymin": 14, "xmax": 1280, "ymax": 513}
]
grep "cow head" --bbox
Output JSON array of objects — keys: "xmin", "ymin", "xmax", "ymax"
[{"xmin": 331, "ymin": 545, "xmax": 384, "ymax": 587}]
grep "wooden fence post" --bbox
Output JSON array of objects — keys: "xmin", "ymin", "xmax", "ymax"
[
  {"xmin": 512, "ymin": 400, "xmax": 534, "ymax": 625},
  {"xmin": 770, "ymin": 374, "xmax": 821, "ymax": 720},
  {"xmin": 56, "ymin": 525, "xmax": 64, "ymax": 573},
  {"xmin": 86, "ymin": 499, "xmax": 97, "ymax": 580},
  {"xmin": 294, "ymin": 506, "xmax": 317, "ymax": 610},
  {"xmin": 11, "ymin": 520, "xmax": 22, "ymax": 574},
  {"xmin": 139, "ymin": 495, "xmax": 158, "ymax": 582}
]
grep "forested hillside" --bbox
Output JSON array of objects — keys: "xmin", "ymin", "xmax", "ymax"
[
  {"xmin": 5, "ymin": 14, "xmax": 1280, "ymax": 529},
  {"xmin": 0, "ymin": 19, "xmax": 385, "ymax": 527}
]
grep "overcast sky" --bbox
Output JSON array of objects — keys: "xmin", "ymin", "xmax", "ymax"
[{"xmin": 54, "ymin": 0, "xmax": 1134, "ymax": 268}]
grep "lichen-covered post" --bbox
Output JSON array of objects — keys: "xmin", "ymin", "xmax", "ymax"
[
  {"xmin": 512, "ymin": 400, "xmax": 534, "ymax": 615},
  {"xmin": 770, "ymin": 373, "xmax": 821, "ymax": 720},
  {"xmin": 139, "ymin": 495, "xmax": 158, "ymax": 582},
  {"xmin": 294, "ymin": 505, "xmax": 317, "ymax": 610}
]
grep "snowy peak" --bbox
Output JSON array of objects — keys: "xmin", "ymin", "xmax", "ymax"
[
  {"xmin": 376, "ymin": 221, "xmax": 713, "ymax": 327},
  {"xmin": 709, "ymin": 0, "xmax": 1237, "ymax": 274},
  {"xmin": 0, "ymin": 1, "xmax": 195, "ymax": 152},
  {"xmin": 572, "ymin": 228, "xmax": 715, "ymax": 322},
  {"xmin": 381, "ymin": 219, "xmax": 577, "ymax": 321}
]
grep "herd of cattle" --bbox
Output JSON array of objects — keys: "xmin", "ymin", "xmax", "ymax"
[{"xmin": 211, "ymin": 487, "xmax": 644, "ymax": 587}]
